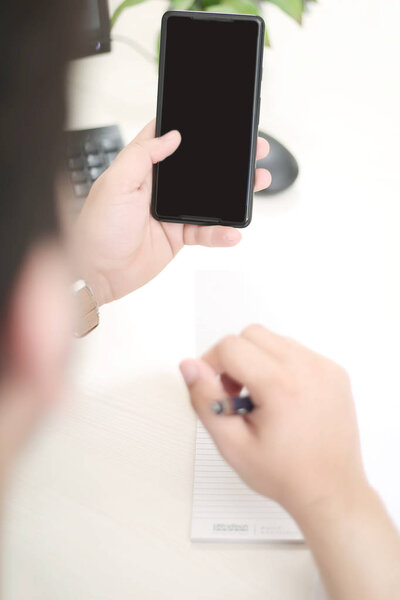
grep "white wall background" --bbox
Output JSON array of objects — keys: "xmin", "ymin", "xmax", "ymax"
[{"xmin": 2, "ymin": 1, "xmax": 400, "ymax": 599}]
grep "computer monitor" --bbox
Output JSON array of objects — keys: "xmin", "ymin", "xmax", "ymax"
[{"xmin": 73, "ymin": 0, "xmax": 111, "ymax": 58}]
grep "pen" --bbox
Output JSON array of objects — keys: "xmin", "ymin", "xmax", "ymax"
[{"xmin": 211, "ymin": 395, "xmax": 255, "ymax": 416}]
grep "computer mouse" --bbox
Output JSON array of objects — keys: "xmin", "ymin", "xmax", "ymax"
[{"xmin": 256, "ymin": 131, "xmax": 299, "ymax": 194}]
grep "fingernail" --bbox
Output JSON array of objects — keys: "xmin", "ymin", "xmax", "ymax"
[
  {"xmin": 224, "ymin": 231, "xmax": 241, "ymax": 244},
  {"xmin": 179, "ymin": 361, "xmax": 199, "ymax": 386},
  {"xmin": 163, "ymin": 129, "xmax": 180, "ymax": 142}
]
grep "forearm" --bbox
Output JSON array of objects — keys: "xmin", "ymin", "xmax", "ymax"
[
  {"xmin": 297, "ymin": 484, "xmax": 400, "ymax": 600},
  {"xmin": 180, "ymin": 327, "xmax": 400, "ymax": 598}
]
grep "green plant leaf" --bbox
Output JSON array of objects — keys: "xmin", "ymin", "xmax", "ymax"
[
  {"xmin": 205, "ymin": 0, "xmax": 270, "ymax": 43},
  {"xmin": 170, "ymin": 0, "xmax": 195, "ymax": 9},
  {"xmin": 264, "ymin": 25, "xmax": 270, "ymax": 46},
  {"xmin": 204, "ymin": 4, "xmax": 230, "ymax": 13},
  {"xmin": 206, "ymin": 0, "xmax": 259, "ymax": 16},
  {"xmin": 267, "ymin": 0, "xmax": 303, "ymax": 24},
  {"xmin": 199, "ymin": 0, "xmax": 217, "ymax": 8},
  {"xmin": 111, "ymin": 0, "xmax": 148, "ymax": 29}
]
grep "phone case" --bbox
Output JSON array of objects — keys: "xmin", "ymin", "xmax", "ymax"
[{"xmin": 151, "ymin": 10, "xmax": 265, "ymax": 228}]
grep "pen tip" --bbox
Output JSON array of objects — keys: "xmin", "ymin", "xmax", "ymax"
[{"xmin": 211, "ymin": 401, "xmax": 224, "ymax": 415}]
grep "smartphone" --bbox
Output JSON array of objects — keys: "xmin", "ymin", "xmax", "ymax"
[{"xmin": 151, "ymin": 11, "xmax": 264, "ymax": 228}]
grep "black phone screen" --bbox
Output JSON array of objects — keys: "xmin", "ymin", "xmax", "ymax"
[{"xmin": 153, "ymin": 13, "xmax": 263, "ymax": 226}]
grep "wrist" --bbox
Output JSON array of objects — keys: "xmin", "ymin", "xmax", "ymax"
[
  {"xmin": 294, "ymin": 478, "xmax": 378, "ymax": 536},
  {"xmin": 80, "ymin": 270, "xmax": 112, "ymax": 307},
  {"xmin": 72, "ymin": 280, "xmax": 100, "ymax": 337},
  {"xmin": 74, "ymin": 228, "xmax": 113, "ymax": 308},
  {"xmin": 292, "ymin": 481, "xmax": 400, "ymax": 600}
]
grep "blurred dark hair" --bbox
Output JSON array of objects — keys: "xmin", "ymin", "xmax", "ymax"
[{"xmin": 0, "ymin": 1, "xmax": 79, "ymax": 320}]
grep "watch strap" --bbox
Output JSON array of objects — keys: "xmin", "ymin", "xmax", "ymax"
[{"xmin": 73, "ymin": 280, "xmax": 99, "ymax": 337}]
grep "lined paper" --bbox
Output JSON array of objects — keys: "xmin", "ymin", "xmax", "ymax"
[
  {"xmin": 191, "ymin": 422, "xmax": 302, "ymax": 541},
  {"xmin": 191, "ymin": 270, "xmax": 303, "ymax": 542}
]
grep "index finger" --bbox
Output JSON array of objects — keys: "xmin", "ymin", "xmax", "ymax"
[
  {"xmin": 202, "ymin": 334, "xmax": 280, "ymax": 401},
  {"xmin": 136, "ymin": 121, "xmax": 269, "ymax": 161},
  {"xmin": 256, "ymin": 136, "xmax": 269, "ymax": 161}
]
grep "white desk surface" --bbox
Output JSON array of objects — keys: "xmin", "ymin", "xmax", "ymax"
[{"xmin": 2, "ymin": 1, "xmax": 400, "ymax": 598}]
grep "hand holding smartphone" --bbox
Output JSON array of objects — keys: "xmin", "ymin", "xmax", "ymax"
[{"xmin": 151, "ymin": 11, "xmax": 265, "ymax": 228}]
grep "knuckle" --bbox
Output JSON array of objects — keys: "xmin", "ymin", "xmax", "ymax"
[
  {"xmin": 317, "ymin": 356, "xmax": 351, "ymax": 388},
  {"xmin": 333, "ymin": 363, "xmax": 351, "ymax": 386},
  {"xmin": 273, "ymin": 368, "xmax": 298, "ymax": 396},
  {"xmin": 217, "ymin": 334, "xmax": 240, "ymax": 356},
  {"xmin": 182, "ymin": 225, "xmax": 197, "ymax": 246},
  {"xmin": 131, "ymin": 139, "xmax": 146, "ymax": 153},
  {"xmin": 133, "ymin": 141, "xmax": 152, "ymax": 166},
  {"xmin": 253, "ymin": 362, "xmax": 285, "ymax": 394},
  {"xmin": 324, "ymin": 356, "xmax": 345, "ymax": 375},
  {"xmin": 131, "ymin": 140, "xmax": 151, "ymax": 165},
  {"xmin": 241, "ymin": 323, "xmax": 266, "ymax": 338}
]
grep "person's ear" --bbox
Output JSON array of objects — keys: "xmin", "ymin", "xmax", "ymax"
[{"xmin": 2, "ymin": 238, "xmax": 72, "ymax": 408}]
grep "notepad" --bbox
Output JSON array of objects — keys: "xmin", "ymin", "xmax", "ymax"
[
  {"xmin": 191, "ymin": 421, "xmax": 302, "ymax": 541},
  {"xmin": 191, "ymin": 270, "xmax": 303, "ymax": 542}
]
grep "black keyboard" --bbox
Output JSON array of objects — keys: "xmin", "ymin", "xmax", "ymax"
[{"xmin": 64, "ymin": 125, "xmax": 124, "ymax": 199}]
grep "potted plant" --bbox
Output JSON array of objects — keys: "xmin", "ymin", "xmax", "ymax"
[
  {"xmin": 111, "ymin": 0, "xmax": 315, "ymax": 193},
  {"xmin": 111, "ymin": 0, "xmax": 311, "ymax": 46}
]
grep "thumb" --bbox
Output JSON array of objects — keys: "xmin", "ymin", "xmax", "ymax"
[
  {"xmin": 140, "ymin": 129, "xmax": 182, "ymax": 164},
  {"xmin": 179, "ymin": 358, "xmax": 253, "ymax": 463},
  {"xmin": 109, "ymin": 129, "xmax": 181, "ymax": 193}
]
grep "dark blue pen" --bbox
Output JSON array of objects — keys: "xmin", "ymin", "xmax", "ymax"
[{"xmin": 211, "ymin": 395, "xmax": 254, "ymax": 416}]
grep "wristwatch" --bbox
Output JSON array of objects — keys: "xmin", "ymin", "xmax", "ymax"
[{"xmin": 72, "ymin": 279, "xmax": 99, "ymax": 337}]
